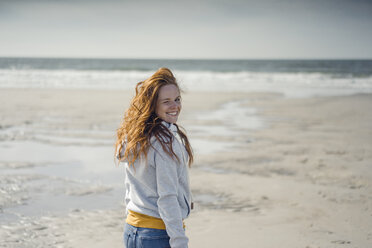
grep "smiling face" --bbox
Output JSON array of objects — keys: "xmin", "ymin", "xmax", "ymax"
[{"xmin": 155, "ymin": 84, "xmax": 181, "ymax": 124}]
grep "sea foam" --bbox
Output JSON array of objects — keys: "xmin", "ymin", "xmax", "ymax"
[{"xmin": 1, "ymin": 69, "xmax": 372, "ymax": 98}]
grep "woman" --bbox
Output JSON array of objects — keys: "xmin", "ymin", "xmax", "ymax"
[{"xmin": 115, "ymin": 68, "xmax": 193, "ymax": 248}]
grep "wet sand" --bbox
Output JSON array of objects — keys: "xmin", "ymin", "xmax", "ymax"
[{"xmin": 0, "ymin": 89, "xmax": 371, "ymax": 247}]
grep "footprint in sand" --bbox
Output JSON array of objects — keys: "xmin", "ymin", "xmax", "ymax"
[{"xmin": 331, "ymin": 240, "xmax": 351, "ymax": 244}]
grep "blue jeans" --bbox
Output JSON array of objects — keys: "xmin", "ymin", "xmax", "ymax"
[{"xmin": 123, "ymin": 223, "xmax": 171, "ymax": 248}]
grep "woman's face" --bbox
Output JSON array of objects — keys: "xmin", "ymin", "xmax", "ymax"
[{"xmin": 155, "ymin": 84, "xmax": 181, "ymax": 124}]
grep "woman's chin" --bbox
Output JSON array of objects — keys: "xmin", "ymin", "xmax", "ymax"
[{"xmin": 164, "ymin": 117, "xmax": 178, "ymax": 124}]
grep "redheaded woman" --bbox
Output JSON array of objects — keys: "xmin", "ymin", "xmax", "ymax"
[{"xmin": 115, "ymin": 68, "xmax": 193, "ymax": 248}]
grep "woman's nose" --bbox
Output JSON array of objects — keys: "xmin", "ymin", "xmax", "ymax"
[{"xmin": 170, "ymin": 101, "xmax": 179, "ymax": 108}]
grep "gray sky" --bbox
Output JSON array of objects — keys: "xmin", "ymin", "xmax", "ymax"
[{"xmin": 1, "ymin": 0, "xmax": 372, "ymax": 59}]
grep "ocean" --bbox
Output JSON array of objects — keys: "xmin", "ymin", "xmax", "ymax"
[{"xmin": 1, "ymin": 57, "xmax": 372, "ymax": 97}]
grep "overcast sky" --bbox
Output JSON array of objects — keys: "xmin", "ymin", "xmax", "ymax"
[{"xmin": 1, "ymin": 0, "xmax": 372, "ymax": 59}]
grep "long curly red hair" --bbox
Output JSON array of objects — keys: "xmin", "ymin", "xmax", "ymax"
[{"xmin": 115, "ymin": 68, "xmax": 193, "ymax": 167}]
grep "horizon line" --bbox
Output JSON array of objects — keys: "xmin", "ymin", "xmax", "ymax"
[{"xmin": 1, "ymin": 55, "xmax": 372, "ymax": 61}]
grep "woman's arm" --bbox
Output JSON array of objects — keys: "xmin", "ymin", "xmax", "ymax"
[{"xmin": 155, "ymin": 145, "xmax": 188, "ymax": 248}]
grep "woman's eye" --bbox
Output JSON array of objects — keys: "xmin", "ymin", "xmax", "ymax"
[{"xmin": 176, "ymin": 98, "xmax": 181, "ymax": 102}]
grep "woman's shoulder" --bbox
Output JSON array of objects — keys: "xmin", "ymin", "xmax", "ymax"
[
  {"xmin": 149, "ymin": 126, "xmax": 174, "ymax": 145},
  {"xmin": 149, "ymin": 134, "xmax": 173, "ymax": 150}
]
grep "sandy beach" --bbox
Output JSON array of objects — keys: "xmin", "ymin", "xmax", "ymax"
[{"xmin": 1, "ymin": 88, "xmax": 371, "ymax": 248}]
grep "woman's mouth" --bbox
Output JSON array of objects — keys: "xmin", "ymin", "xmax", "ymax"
[{"xmin": 167, "ymin": 111, "xmax": 178, "ymax": 116}]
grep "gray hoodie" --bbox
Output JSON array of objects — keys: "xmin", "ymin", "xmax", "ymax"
[{"xmin": 117, "ymin": 121, "xmax": 192, "ymax": 248}]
